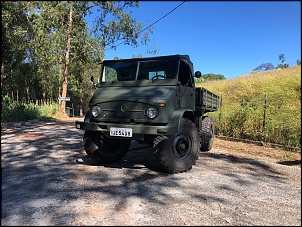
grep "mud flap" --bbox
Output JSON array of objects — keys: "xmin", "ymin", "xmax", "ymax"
[{"xmin": 83, "ymin": 137, "xmax": 98, "ymax": 154}]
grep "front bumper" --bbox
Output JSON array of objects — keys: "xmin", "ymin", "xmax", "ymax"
[{"xmin": 75, "ymin": 121, "xmax": 178, "ymax": 140}]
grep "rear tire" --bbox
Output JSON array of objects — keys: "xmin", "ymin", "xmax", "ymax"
[
  {"xmin": 199, "ymin": 116, "xmax": 214, "ymax": 151},
  {"xmin": 83, "ymin": 131, "xmax": 131, "ymax": 164},
  {"xmin": 153, "ymin": 118, "xmax": 200, "ymax": 173}
]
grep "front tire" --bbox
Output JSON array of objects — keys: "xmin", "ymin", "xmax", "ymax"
[
  {"xmin": 153, "ymin": 118, "xmax": 200, "ymax": 173},
  {"xmin": 83, "ymin": 131, "xmax": 131, "ymax": 164}
]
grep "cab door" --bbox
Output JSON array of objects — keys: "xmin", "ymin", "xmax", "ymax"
[{"xmin": 177, "ymin": 60, "xmax": 195, "ymax": 110}]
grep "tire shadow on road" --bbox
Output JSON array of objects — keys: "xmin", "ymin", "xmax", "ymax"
[
  {"xmin": 277, "ymin": 160, "xmax": 301, "ymax": 166},
  {"xmin": 199, "ymin": 151, "xmax": 288, "ymax": 179}
]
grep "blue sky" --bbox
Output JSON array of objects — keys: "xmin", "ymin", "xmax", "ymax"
[{"xmin": 89, "ymin": 1, "xmax": 301, "ymax": 79}]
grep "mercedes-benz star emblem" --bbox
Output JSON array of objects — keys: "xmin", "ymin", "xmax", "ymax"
[{"xmin": 116, "ymin": 104, "xmax": 127, "ymax": 117}]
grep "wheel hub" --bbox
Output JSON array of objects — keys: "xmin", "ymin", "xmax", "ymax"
[{"xmin": 173, "ymin": 134, "xmax": 191, "ymax": 158}]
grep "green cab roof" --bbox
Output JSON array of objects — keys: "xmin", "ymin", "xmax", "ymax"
[{"xmin": 102, "ymin": 54, "xmax": 194, "ymax": 74}]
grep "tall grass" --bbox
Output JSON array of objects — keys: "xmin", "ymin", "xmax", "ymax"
[
  {"xmin": 1, "ymin": 95, "xmax": 61, "ymax": 122},
  {"xmin": 198, "ymin": 66, "xmax": 301, "ymax": 148}
]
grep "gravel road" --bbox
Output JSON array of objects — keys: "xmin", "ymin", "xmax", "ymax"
[{"xmin": 1, "ymin": 119, "xmax": 301, "ymax": 226}]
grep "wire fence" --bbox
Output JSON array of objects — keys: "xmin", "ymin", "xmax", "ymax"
[{"xmin": 211, "ymin": 94, "xmax": 301, "ymax": 151}]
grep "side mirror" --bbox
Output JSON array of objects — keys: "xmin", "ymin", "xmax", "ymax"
[{"xmin": 195, "ymin": 71, "xmax": 202, "ymax": 78}]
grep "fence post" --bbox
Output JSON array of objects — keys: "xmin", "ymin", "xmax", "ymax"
[{"xmin": 261, "ymin": 94, "xmax": 268, "ymax": 145}]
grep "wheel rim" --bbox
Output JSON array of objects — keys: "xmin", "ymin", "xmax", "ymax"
[{"xmin": 172, "ymin": 134, "xmax": 192, "ymax": 158}]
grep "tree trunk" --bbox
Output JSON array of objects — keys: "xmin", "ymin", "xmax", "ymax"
[
  {"xmin": 58, "ymin": 55, "xmax": 63, "ymax": 98},
  {"xmin": 79, "ymin": 98, "xmax": 83, "ymax": 116},
  {"xmin": 60, "ymin": 1, "xmax": 73, "ymax": 114},
  {"xmin": 26, "ymin": 86, "xmax": 30, "ymax": 103},
  {"xmin": 1, "ymin": 61, "xmax": 4, "ymax": 90}
]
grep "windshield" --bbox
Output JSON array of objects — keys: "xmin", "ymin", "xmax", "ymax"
[{"xmin": 101, "ymin": 59, "xmax": 178, "ymax": 82}]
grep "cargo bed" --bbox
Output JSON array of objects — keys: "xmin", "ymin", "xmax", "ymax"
[{"xmin": 195, "ymin": 87, "xmax": 220, "ymax": 113}]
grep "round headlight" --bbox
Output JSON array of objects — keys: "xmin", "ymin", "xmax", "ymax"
[
  {"xmin": 146, "ymin": 107, "xmax": 158, "ymax": 119},
  {"xmin": 91, "ymin": 105, "xmax": 101, "ymax": 117}
]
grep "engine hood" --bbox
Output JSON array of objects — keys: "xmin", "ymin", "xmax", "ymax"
[{"xmin": 90, "ymin": 86, "xmax": 174, "ymax": 104}]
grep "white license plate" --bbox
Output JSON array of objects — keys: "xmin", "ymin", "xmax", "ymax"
[{"xmin": 110, "ymin": 127, "xmax": 132, "ymax": 137}]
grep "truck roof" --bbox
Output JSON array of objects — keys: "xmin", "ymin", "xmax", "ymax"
[{"xmin": 102, "ymin": 54, "xmax": 194, "ymax": 75}]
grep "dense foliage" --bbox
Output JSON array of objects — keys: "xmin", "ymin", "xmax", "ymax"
[{"xmin": 195, "ymin": 73, "xmax": 226, "ymax": 83}]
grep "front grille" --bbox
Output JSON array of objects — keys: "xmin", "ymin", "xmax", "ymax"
[{"xmin": 98, "ymin": 101, "xmax": 149, "ymax": 121}]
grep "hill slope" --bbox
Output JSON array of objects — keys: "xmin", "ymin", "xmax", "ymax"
[{"xmin": 197, "ymin": 66, "xmax": 301, "ymax": 147}]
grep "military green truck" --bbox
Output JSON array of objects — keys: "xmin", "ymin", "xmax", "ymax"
[{"xmin": 75, "ymin": 54, "xmax": 220, "ymax": 173}]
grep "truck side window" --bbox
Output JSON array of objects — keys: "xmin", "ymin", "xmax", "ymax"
[{"xmin": 178, "ymin": 61, "xmax": 193, "ymax": 87}]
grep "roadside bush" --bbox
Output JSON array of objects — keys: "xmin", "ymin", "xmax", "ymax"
[{"xmin": 1, "ymin": 96, "xmax": 61, "ymax": 122}]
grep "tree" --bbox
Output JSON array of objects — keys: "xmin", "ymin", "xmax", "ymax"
[
  {"xmin": 279, "ymin": 54, "xmax": 285, "ymax": 64},
  {"xmin": 253, "ymin": 63, "xmax": 274, "ymax": 72},
  {"xmin": 1, "ymin": 1, "xmax": 31, "ymax": 99},
  {"xmin": 297, "ymin": 59, "xmax": 301, "ymax": 65},
  {"xmin": 60, "ymin": 1, "xmax": 73, "ymax": 113},
  {"xmin": 36, "ymin": 1, "xmax": 155, "ymax": 114},
  {"xmin": 276, "ymin": 53, "xmax": 289, "ymax": 69}
]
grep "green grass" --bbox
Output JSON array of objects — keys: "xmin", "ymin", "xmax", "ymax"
[{"xmin": 197, "ymin": 66, "xmax": 301, "ymax": 148}]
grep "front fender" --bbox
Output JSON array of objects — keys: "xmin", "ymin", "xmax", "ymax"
[
  {"xmin": 169, "ymin": 108, "xmax": 195, "ymax": 132},
  {"xmin": 84, "ymin": 111, "xmax": 91, "ymax": 122}
]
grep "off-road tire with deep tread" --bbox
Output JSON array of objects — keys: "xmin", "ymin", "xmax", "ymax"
[
  {"xmin": 199, "ymin": 116, "xmax": 214, "ymax": 152},
  {"xmin": 153, "ymin": 118, "xmax": 201, "ymax": 173}
]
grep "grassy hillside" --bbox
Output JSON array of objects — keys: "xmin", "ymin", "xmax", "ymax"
[{"xmin": 197, "ymin": 66, "xmax": 301, "ymax": 148}]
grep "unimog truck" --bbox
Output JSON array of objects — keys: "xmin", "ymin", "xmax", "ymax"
[{"xmin": 75, "ymin": 54, "xmax": 220, "ymax": 173}]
